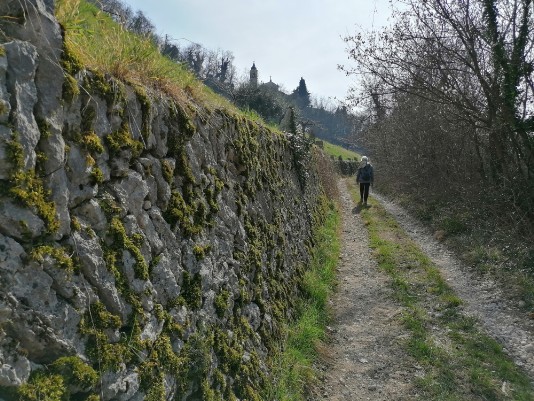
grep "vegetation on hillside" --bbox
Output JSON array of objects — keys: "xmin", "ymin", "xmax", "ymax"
[
  {"xmin": 321, "ymin": 141, "xmax": 360, "ymax": 161},
  {"xmin": 343, "ymin": 0, "xmax": 534, "ymax": 295},
  {"xmin": 57, "ymin": 0, "xmax": 237, "ymax": 114}
]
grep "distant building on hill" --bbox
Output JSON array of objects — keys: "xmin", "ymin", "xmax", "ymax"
[
  {"xmin": 250, "ymin": 62, "xmax": 258, "ymax": 87},
  {"xmin": 249, "ymin": 63, "xmax": 280, "ymax": 92},
  {"xmin": 262, "ymin": 76, "xmax": 279, "ymax": 92}
]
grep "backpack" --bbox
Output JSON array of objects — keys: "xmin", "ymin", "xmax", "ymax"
[{"xmin": 359, "ymin": 165, "xmax": 371, "ymax": 182}]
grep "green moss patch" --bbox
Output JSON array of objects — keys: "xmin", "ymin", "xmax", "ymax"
[
  {"xmin": 62, "ymin": 74, "xmax": 80, "ymax": 104},
  {"xmin": 5, "ymin": 133, "xmax": 59, "ymax": 233},
  {"xmin": 16, "ymin": 356, "xmax": 98, "ymax": 401},
  {"xmin": 108, "ymin": 216, "xmax": 149, "ymax": 280},
  {"xmin": 105, "ymin": 123, "xmax": 144, "ymax": 157},
  {"xmin": 29, "ymin": 245, "xmax": 74, "ymax": 273},
  {"xmin": 180, "ymin": 271, "xmax": 202, "ymax": 309},
  {"xmin": 17, "ymin": 372, "xmax": 65, "ymax": 401},
  {"xmin": 80, "ymin": 131, "xmax": 104, "ymax": 154}
]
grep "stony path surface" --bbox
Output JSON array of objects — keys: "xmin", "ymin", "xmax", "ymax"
[{"xmin": 317, "ymin": 179, "xmax": 421, "ymax": 400}]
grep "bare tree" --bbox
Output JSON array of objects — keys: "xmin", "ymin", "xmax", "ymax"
[
  {"xmin": 343, "ymin": 0, "xmax": 533, "ymax": 182},
  {"xmin": 343, "ymin": 0, "xmax": 534, "ymax": 216}
]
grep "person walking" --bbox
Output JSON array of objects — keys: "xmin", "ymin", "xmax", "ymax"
[{"xmin": 356, "ymin": 156, "xmax": 373, "ymax": 206}]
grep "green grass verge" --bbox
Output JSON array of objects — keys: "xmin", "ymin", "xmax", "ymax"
[
  {"xmin": 321, "ymin": 141, "xmax": 360, "ymax": 161},
  {"xmin": 263, "ymin": 201, "xmax": 340, "ymax": 400},
  {"xmin": 348, "ymin": 181, "xmax": 534, "ymax": 400}
]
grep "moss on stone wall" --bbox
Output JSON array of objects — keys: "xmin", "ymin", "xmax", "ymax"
[
  {"xmin": 3, "ymin": 44, "xmax": 324, "ymax": 401},
  {"xmin": 29, "ymin": 245, "xmax": 75, "ymax": 273},
  {"xmin": 62, "ymin": 73, "xmax": 80, "ymax": 103},
  {"xmin": 5, "ymin": 133, "xmax": 59, "ymax": 234},
  {"xmin": 15, "ymin": 355, "xmax": 98, "ymax": 401},
  {"xmin": 108, "ymin": 216, "xmax": 149, "ymax": 280},
  {"xmin": 105, "ymin": 123, "xmax": 143, "ymax": 157},
  {"xmin": 135, "ymin": 85, "xmax": 152, "ymax": 141},
  {"xmin": 180, "ymin": 271, "xmax": 202, "ymax": 309}
]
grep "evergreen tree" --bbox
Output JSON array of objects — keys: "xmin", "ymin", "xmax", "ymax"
[
  {"xmin": 288, "ymin": 107, "xmax": 297, "ymax": 134},
  {"xmin": 280, "ymin": 106, "xmax": 298, "ymax": 134},
  {"xmin": 292, "ymin": 77, "xmax": 311, "ymax": 108}
]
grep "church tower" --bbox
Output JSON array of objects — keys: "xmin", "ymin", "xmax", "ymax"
[{"xmin": 250, "ymin": 62, "xmax": 258, "ymax": 87}]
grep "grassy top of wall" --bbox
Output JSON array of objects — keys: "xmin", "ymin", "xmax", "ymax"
[{"xmin": 55, "ymin": 0, "xmax": 271, "ymax": 128}]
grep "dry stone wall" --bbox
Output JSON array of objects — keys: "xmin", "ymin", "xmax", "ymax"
[{"xmin": 0, "ymin": 1, "xmax": 325, "ymax": 400}]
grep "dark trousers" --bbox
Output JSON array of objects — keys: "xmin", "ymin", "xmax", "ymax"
[{"xmin": 360, "ymin": 183, "xmax": 370, "ymax": 202}]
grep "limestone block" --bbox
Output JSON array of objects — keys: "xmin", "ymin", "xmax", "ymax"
[
  {"xmin": 67, "ymin": 144, "xmax": 97, "ymax": 207},
  {"xmin": 0, "ymin": 0, "xmax": 63, "ymax": 120},
  {"xmin": 123, "ymin": 85, "xmax": 143, "ymax": 142},
  {"xmin": 139, "ymin": 314, "xmax": 164, "ymax": 342},
  {"xmin": 146, "ymin": 155, "xmax": 172, "ymax": 208},
  {"xmin": 242, "ymin": 302, "xmax": 262, "ymax": 331},
  {"xmin": 73, "ymin": 198, "xmax": 108, "ymax": 234},
  {"xmin": 112, "ymin": 171, "xmax": 149, "ymax": 218},
  {"xmin": 151, "ymin": 107, "xmax": 169, "ymax": 158},
  {"xmin": 0, "ymin": 198, "xmax": 45, "ymax": 240},
  {"xmin": 120, "ymin": 250, "xmax": 152, "ymax": 312},
  {"xmin": 148, "ymin": 208, "xmax": 179, "ymax": 256},
  {"xmin": 46, "ymin": 167, "xmax": 71, "ymax": 237},
  {"xmin": 4, "ymin": 249, "xmax": 82, "ymax": 357},
  {"xmin": 0, "ymin": 125, "xmax": 12, "ymax": 180},
  {"xmin": 0, "ymin": 51, "xmax": 11, "ymax": 124},
  {"xmin": 4, "ymin": 40, "xmax": 39, "ymax": 170},
  {"xmin": 0, "ymin": 231, "xmax": 26, "ymax": 271},
  {"xmin": 109, "ymin": 149, "xmax": 133, "ymax": 178},
  {"xmin": 100, "ymin": 370, "xmax": 140, "ymax": 401},
  {"xmin": 150, "ymin": 253, "xmax": 181, "ymax": 304},
  {"xmin": 72, "ymin": 231, "xmax": 127, "ymax": 319},
  {"xmin": 6, "ymin": 304, "xmax": 75, "ymax": 363},
  {"xmin": 11, "ymin": 263, "xmax": 55, "ymax": 311},
  {"xmin": 181, "ymin": 239, "xmax": 198, "ymax": 273},
  {"xmin": 123, "ymin": 214, "xmax": 151, "ymax": 261},
  {"xmin": 184, "ymin": 143, "xmax": 201, "ymax": 182},
  {"xmin": 136, "ymin": 210, "xmax": 164, "ymax": 254},
  {"xmin": 91, "ymin": 94, "xmax": 112, "ymax": 137},
  {"xmin": 0, "ymin": 348, "xmax": 30, "ymax": 386}
]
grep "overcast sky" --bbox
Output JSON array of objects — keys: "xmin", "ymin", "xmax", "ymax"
[{"xmin": 121, "ymin": 0, "xmax": 392, "ymax": 104}]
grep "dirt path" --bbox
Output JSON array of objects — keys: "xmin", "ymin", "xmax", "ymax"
[
  {"xmin": 318, "ymin": 178, "xmax": 534, "ymax": 400},
  {"xmin": 318, "ymin": 179, "xmax": 421, "ymax": 400}
]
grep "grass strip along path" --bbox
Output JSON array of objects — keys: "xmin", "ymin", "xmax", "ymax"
[
  {"xmin": 349, "ymin": 181, "xmax": 534, "ymax": 401},
  {"xmin": 263, "ymin": 201, "xmax": 341, "ymax": 400}
]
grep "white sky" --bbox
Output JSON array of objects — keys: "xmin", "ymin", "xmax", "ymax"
[{"xmin": 121, "ymin": 0, "xmax": 393, "ymax": 104}]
